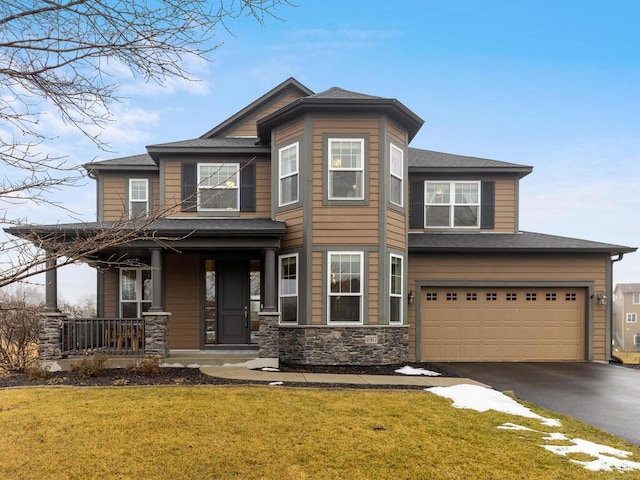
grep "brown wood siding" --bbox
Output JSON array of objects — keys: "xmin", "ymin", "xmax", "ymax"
[
  {"xmin": 368, "ymin": 252, "xmax": 379, "ymax": 324},
  {"xmin": 491, "ymin": 178, "xmax": 516, "ymax": 233},
  {"xmin": 152, "ymin": 177, "xmax": 160, "ymax": 212},
  {"xmin": 165, "ymin": 254, "xmax": 201, "ymax": 349},
  {"xmin": 311, "ymin": 117, "xmax": 380, "ymax": 246},
  {"xmin": 226, "ymin": 92, "xmax": 303, "ymax": 137},
  {"xmin": 276, "ymin": 207, "xmax": 304, "ymax": 249},
  {"xmin": 387, "ymin": 121, "xmax": 407, "ymax": 146},
  {"xmin": 163, "ymin": 160, "xmax": 186, "ymax": 216},
  {"xmin": 311, "ymin": 251, "xmax": 323, "ymax": 325},
  {"xmin": 386, "ymin": 209, "xmax": 406, "ymax": 250},
  {"xmin": 102, "ymin": 268, "xmax": 118, "ymax": 318},
  {"xmin": 102, "ymin": 176, "xmax": 126, "ymax": 220},
  {"xmin": 407, "ymin": 254, "xmax": 608, "ymax": 360},
  {"xmin": 274, "ymin": 120, "xmax": 304, "ymax": 145}
]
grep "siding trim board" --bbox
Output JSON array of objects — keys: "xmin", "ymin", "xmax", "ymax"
[{"xmin": 414, "ymin": 280, "xmax": 594, "ymax": 362}]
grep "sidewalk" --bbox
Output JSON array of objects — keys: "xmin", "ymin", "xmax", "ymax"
[{"xmin": 200, "ymin": 366, "xmax": 488, "ymax": 387}]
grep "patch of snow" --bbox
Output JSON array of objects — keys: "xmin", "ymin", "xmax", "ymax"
[
  {"xmin": 395, "ymin": 365, "xmax": 442, "ymax": 376},
  {"xmin": 428, "ymin": 384, "xmax": 561, "ymax": 427},
  {"xmin": 542, "ymin": 432, "xmax": 569, "ymax": 442},
  {"xmin": 186, "ymin": 363, "xmax": 201, "ymax": 368},
  {"xmin": 160, "ymin": 362, "xmax": 185, "ymax": 368},
  {"xmin": 497, "ymin": 423, "xmax": 535, "ymax": 432},
  {"xmin": 268, "ymin": 381, "xmax": 284, "ymax": 386},
  {"xmin": 261, "ymin": 367, "xmax": 280, "ymax": 372},
  {"xmin": 543, "ymin": 439, "xmax": 640, "ymax": 472}
]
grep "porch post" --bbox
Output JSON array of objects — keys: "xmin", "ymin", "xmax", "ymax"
[
  {"xmin": 149, "ymin": 247, "xmax": 163, "ymax": 312},
  {"xmin": 44, "ymin": 256, "xmax": 60, "ymax": 313},
  {"xmin": 263, "ymin": 247, "xmax": 277, "ymax": 312}
]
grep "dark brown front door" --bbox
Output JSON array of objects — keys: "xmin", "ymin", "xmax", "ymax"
[{"xmin": 217, "ymin": 260, "xmax": 249, "ymax": 344}]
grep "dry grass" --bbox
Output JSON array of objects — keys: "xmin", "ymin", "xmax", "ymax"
[
  {"xmin": 1, "ymin": 386, "xmax": 639, "ymax": 479},
  {"xmin": 614, "ymin": 348, "xmax": 640, "ymax": 365}
]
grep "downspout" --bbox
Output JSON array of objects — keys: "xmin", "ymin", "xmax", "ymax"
[{"xmin": 609, "ymin": 253, "xmax": 625, "ymax": 362}]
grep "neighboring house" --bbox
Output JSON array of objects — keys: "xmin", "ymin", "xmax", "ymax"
[
  {"xmin": 6, "ymin": 78, "xmax": 636, "ymax": 365},
  {"xmin": 613, "ymin": 284, "xmax": 640, "ymax": 351}
]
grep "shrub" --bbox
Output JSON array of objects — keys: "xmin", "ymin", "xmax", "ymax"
[
  {"xmin": 27, "ymin": 364, "xmax": 53, "ymax": 381},
  {"xmin": 135, "ymin": 356, "xmax": 164, "ymax": 377},
  {"xmin": 72, "ymin": 353, "xmax": 107, "ymax": 378},
  {"xmin": 0, "ymin": 301, "xmax": 40, "ymax": 372}
]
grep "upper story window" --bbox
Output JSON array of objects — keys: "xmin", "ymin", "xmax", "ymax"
[
  {"xmin": 389, "ymin": 254, "xmax": 403, "ymax": 324},
  {"xmin": 279, "ymin": 143, "xmax": 299, "ymax": 206},
  {"xmin": 634, "ymin": 293, "xmax": 640, "ymax": 304},
  {"xmin": 197, "ymin": 163, "xmax": 239, "ymax": 211},
  {"xmin": 128, "ymin": 179, "xmax": 149, "ymax": 219},
  {"xmin": 328, "ymin": 139, "xmax": 364, "ymax": 200},
  {"xmin": 390, "ymin": 144, "xmax": 404, "ymax": 207},
  {"xmin": 328, "ymin": 252, "xmax": 363, "ymax": 323},
  {"xmin": 425, "ymin": 181, "xmax": 480, "ymax": 228},
  {"xmin": 627, "ymin": 313, "xmax": 638, "ymax": 323}
]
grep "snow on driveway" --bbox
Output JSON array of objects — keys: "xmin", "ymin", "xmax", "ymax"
[
  {"xmin": 428, "ymin": 384, "xmax": 640, "ymax": 473},
  {"xmin": 395, "ymin": 365, "xmax": 442, "ymax": 376}
]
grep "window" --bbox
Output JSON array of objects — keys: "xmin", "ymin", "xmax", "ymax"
[
  {"xmin": 486, "ymin": 292, "xmax": 497, "ymax": 301},
  {"xmin": 546, "ymin": 293, "xmax": 557, "ymax": 301},
  {"xmin": 526, "ymin": 293, "xmax": 537, "ymax": 301},
  {"xmin": 390, "ymin": 254, "xmax": 403, "ymax": 324},
  {"xmin": 390, "ymin": 144, "xmax": 403, "ymax": 206},
  {"xmin": 466, "ymin": 293, "xmax": 477, "ymax": 301},
  {"xmin": 627, "ymin": 313, "xmax": 638, "ymax": 323},
  {"xmin": 425, "ymin": 181, "xmax": 480, "ymax": 228},
  {"xmin": 426, "ymin": 292, "xmax": 438, "ymax": 301},
  {"xmin": 328, "ymin": 252, "xmax": 363, "ymax": 323},
  {"xmin": 328, "ymin": 139, "xmax": 364, "ymax": 200},
  {"xmin": 279, "ymin": 143, "xmax": 299, "ymax": 206},
  {"xmin": 566, "ymin": 293, "xmax": 577, "ymax": 301},
  {"xmin": 634, "ymin": 293, "xmax": 640, "ymax": 304},
  {"xmin": 446, "ymin": 292, "xmax": 457, "ymax": 301},
  {"xmin": 129, "ymin": 179, "xmax": 149, "ymax": 219},
  {"xmin": 279, "ymin": 254, "xmax": 298, "ymax": 324},
  {"xmin": 506, "ymin": 293, "xmax": 517, "ymax": 301},
  {"xmin": 197, "ymin": 163, "xmax": 239, "ymax": 211},
  {"xmin": 635, "ymin": 334, "xmax": 640, "ymax": 347},
  {"xmin": 120, "ymin": 268, "xmax": 152, "ymax": 318}
]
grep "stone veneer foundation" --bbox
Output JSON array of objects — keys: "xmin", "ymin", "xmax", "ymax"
[
  {"xmin": 143, "ymin": 312, "xmax": 171, "ymax": 357},
  {"xmin": 279, "ymin": 325, "xmax": 409, "ymax": 365}
]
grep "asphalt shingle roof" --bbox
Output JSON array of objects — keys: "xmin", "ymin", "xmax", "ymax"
[
  {"xmin": 148, "ymin": 137, "xmax": 262, "ymax": 149},
  {"xmin": 85, "ymin": 154, "xmax": 155, "ymax": 169},
  {"xmin": 408, "ymin": 148, "xmax": 532, "ymax": 171},
  {"xmin": 308, "ymin": 87, "xmax": 383, "ymax": 100},
  {"xmin": 615, "ymin": 283, "xmax": 640, "ymax": 293}
]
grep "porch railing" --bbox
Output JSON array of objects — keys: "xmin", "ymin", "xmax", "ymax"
[{"xmin": 61, "ymin": 318, "xmax": 145, "ymax": 356}]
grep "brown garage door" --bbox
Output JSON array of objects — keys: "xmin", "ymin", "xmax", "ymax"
[{"xmin": 421, "ymin": 287, "xmax": 585, "ymax": 361}]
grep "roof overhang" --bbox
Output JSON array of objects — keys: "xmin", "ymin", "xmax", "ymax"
[{"xmin": 409, "ymin": 166, "xmax": 533, "ymax": 178}]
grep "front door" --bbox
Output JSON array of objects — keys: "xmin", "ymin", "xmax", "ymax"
[{"xmin": 217, "ymin": 260, "xmax": 249, "ymax": 344}]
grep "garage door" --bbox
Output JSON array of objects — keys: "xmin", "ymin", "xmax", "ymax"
[{"xmin": 421, "ymin": 287, "xmax": 585, "ymax": 361}]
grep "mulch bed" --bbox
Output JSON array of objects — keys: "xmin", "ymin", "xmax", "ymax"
[{"xmin": 0, "ymin": 362, "xmax": 454, "ymax": 390}]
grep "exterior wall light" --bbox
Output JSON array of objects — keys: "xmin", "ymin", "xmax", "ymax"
[
  {"xmin": 408, "ymin": 291, "xmax": 415, "ymax": 305},
  {"xmin": 596, "ymin": 292, "xmax": 607, "ymax": 305}
]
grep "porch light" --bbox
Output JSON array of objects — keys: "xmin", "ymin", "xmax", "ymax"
[
  {"xmin": 408, "ymin": 291, "xmax": 415, "ymax": 305},
  {"xmin": 596, "ymin": 292, "xmax": 607, "ymax": 305}
]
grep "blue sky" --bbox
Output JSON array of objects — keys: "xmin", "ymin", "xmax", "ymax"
[{"xmin": 14, "ymin": 0, "xmax": 640, "ymax": 302}]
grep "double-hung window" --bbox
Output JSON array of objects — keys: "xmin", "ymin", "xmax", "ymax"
[
  {"xmin": 390, "ymin": 144, "xmax": 404, "ymax": 206},
  {"xmin": 634, "ymin": 293, "xmax": 640, "ymax": 304},
  {"xmin": 198, "ymin": 163, "xmax": 239, "ymax": 211},
  {"xmin": 390, "ymin": 254, "xmax": 403, "ymax": 324},
  {"xmin": 425, "ymin": 181, "xmax": 480, "ymax": 228},
  {"xmin": 328, "ymin": 252, "xmax": 363, "ymax": 323},
  {"xmin": 627, "ymin": 313, "xmax": 638, "ymax": 323},
  {"xmin": 129, "ymin": 179, "xmax": 149, "ymax": 219},
  {"xmin": 328, "ymin": 139, "xmax": 364, "ymax": 200},
  {"xmin": 120, "ymin": 268, "xmax": 152, "ymax": 318},
  {"xmin": 279, "ymin": 254, "xmax": 298, "ymax": 323},
  {"xmin": 279, "ymin": 143, "xmax": 299, "ymax": 206}
]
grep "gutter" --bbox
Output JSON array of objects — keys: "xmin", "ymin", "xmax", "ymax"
[{"xmin": 609, "ymin": 253, "xmax": 626, "ymax": 363}]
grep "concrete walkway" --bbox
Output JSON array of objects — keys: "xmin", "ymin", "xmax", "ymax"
[{"xmin": 199, "ymin": 366, "xmax": 487, "ymax": 387}]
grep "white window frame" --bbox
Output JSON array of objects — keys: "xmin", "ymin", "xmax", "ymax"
[
  {"xmin": 635, "ymin": 334, "xmax": 640, "ymax": 347},
  {"xmin": 328, "ymin": 138, "xmax": 365, "ymax": 200},
  {"xmin": 389, "ymin": 254, "xmax": 403, "ymax": 324},
  {"xmin": 627, "ymin": 313, "xmax": 638, "ymax": 323},
  {"xmin": 279, "ymin": 143, "xmax": 299, "ymax": 207},
  {"xmin": 327, "ymin": 251, "xmax": 363, "ymax": 324},
  {"xmin": 128, "ymin": 178, "xmax": 149, "ymax": 219},
  {"xmin": 197, "ymin": 163, "xmax": 240, "ymax": 211},
  {"xmin": 389, "ymin": 144, "xmax": 404, "ymax": 207},
  {"xmin": 119, "ymin": 268, "xmax": 152, "ymax": 318},
  {"xmin": 424, "ymin": 180, "xmax": 481, "ymax": 228},
  {"xmin": 633, "ymin": 293, "xmax": 640, "ymax": 304},
  {"xmin": 279, "ymin": 253, "xmax": 298, "ymax": 324}
]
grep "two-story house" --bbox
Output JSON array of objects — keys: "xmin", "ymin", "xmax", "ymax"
[
  {"xmin": 613, "ymin": 284, "xmax": 640, "ymax": 351},
  {"xmin": 8, "ymin": 77, "xmax": 636, "ymax": 366}
]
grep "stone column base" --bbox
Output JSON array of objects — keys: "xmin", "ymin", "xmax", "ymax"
[
  {"xmin": 143, "ymin": 312, "xmax": 171, "ymax": 357},
  {"xmin": 258, "ymin": 312, "xmax": 280, "ymax": 358},
  {"xmin": 38, "ymin": 312, "xmax": 67, "ymax": 360}
]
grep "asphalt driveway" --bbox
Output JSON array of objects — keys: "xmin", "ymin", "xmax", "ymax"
[{"xmin": 434, "ymin": 362, "xmax": 640, "ymax": 445}]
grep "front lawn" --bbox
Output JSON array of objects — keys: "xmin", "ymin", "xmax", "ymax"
[{"xmin": 1, "ymin": 386, "xmax": 638, "ymax": 479}]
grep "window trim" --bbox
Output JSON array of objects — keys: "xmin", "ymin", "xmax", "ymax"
[
  {"xmin": 278, "ymin": 142, "xmax": 299, "ymax": 207},
  {"xmin": 278, "ymin": 253, "xmax": 298, "ymax": 324},
  {"xmin": 389, "ymin": 253, "xmax": 403, "ymax": 324},
  {"xmin": 424, "ymin": 180, "xmax": 481, "ymax": 229},
  {"xmin": 197, "ymin": 163, "xmax": 240, "ymax": 212},
  {"xmin": 389, "ymin": 143, "xmax": 404, "ymax": 207},
  {"xmin": 633, "ymin": 293, "xmax": 640, "ymax": 304},
  {"xmin": 128, "ymin": 178, "xmax": 149, "ymax": 219},
  {"xmin": 327, "ymin": 251, "xmax": 364, "ymax": 325},
  {"xmin": 119, "ymin": 268, "xmax": 152, "ymax": 318},
  {"xmin": 328, "ymin": 138, "xmax": 365, "ymax": 201},
  {"xmin": 627, "ymin": 313, "xmax": 638, "ymax": 323}
]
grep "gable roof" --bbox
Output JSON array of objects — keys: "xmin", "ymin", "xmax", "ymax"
[
  {"xmin": 409, "ymin": 231, "xmax": 636, "ymax": 255},
  {"xmin": 200, "ymin": 77, "xmax": 314, "ymax": 139},
  {"xmin": 615, "ymin": 283, "xmax": 640, "ymax": 294},
  {"xmin": 409, "ymin": 148, "xmax": 533, "ymax": 177}
]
